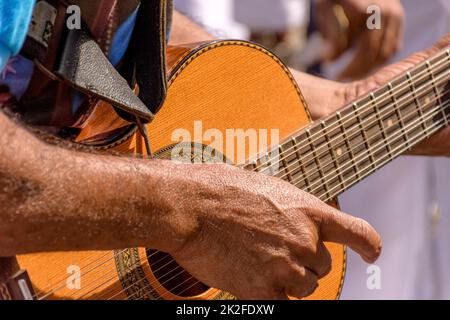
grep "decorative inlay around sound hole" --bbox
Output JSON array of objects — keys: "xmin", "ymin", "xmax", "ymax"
[{"xmin": 114, "ymin": 143, "xmax": 235, "ymax": 300}]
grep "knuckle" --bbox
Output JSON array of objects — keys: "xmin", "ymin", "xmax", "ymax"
[
  {"xmin": 303, "ymin": 281, "xmax": 319, "ymax": 297},
  {"xmin": 316, "ymin": 249, "xmax": 333, "ymax": 278},
  {"xmin": 288, "ymin": 270, "xmax": 318, "ymax": 298},
  {"xmin": 299, "ymin": 236, "xmax": 318, "ymax": 254}
]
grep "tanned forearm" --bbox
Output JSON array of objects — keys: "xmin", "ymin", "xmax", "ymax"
[{"xmin": 0, "ymin": 111, "xmax": 192, "ymax": 256}]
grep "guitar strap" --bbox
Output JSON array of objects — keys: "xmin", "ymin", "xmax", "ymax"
[{"xmin": 16, "ymin": 0, "xmax": 171, "ymax": 126}]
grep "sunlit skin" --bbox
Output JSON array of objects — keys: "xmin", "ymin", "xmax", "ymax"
[
  {"xmin": 317, "ymin": 0, "xmax": 405, "ymax": 80},
  {"xmin": 0, "ymin": 10, "xmax": 448, "ymax": 299}
]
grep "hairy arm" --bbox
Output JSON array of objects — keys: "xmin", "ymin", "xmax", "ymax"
[
  {"xmin": 0, "ymin": 111, "xmax": 191, "ymax": 256},
  {"xmin": 0, "ymin": 10, "xmax": 385, "ymax": 299}
]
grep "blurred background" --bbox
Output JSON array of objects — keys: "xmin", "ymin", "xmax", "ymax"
[{"xmin": 174, "ymin": 0, "xmax": 450, "ymax": 300}]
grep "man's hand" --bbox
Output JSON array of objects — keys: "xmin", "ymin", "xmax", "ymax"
[
  {"xmin": 162, "ymin": 163, "xmax": 381, "ymax": 300},
  {"xmin": 317, "ymin": 0, "xmax": 405, "ymax": 79}
]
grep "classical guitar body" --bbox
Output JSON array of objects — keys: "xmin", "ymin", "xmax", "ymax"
[{"xmin": 16, "ymin": 41, "xmax": 346, "ymax": 300}]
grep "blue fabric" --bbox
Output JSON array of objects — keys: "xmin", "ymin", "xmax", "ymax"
[
  {"xmin": 0, "ymin": 0, "xmax": 36, "ymax": 71},
  {"xmin": 1, "ymin": 4, "xmax": 138, "ymax": 113},
  {"xmin": 109, "ymin": 7, "xmax": 138, "ymax": 66}
]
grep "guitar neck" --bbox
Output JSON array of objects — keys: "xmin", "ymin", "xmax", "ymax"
[{"xmin": 244, "ymin": 49, "xmax": 450, "ymax": 201}]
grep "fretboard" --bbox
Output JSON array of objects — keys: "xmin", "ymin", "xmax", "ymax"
[{"xmin": 244, "ymin": 48, "xmax": 450, "ymax": 202}]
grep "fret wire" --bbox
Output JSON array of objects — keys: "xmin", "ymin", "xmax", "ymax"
[
  {"xmin": 284, "ymin": 138, "xmax": 310, "ymax": 184},
  {"xmin": 445, "ymin": 49, "xmax": 450, "ymax": 126},
  {"xmin": 308, "ymin": 92, "xmax": 448, "ymax": 200},
  {"xmin": 305, "ymin": 129, "xmax": 329, "ymax": 198},
  {"xmin": 320, "ymin": 119, "xmax": 344, "ymax": 194},
  {"xmin": 258, "ymin": 69, "xmax": 445, "ymax": 202},
  {"xmin": 280, "ymin": 87, "xmax": 439, "ymax": 202},
  {"xmin": 352, "ymin": 102, "xmax": 375, "ymax": 172},
  {"xmin": 406, "ymin": 71, "xmax": 429, "ymax": 139},
  {"xmin": 388, "ymin": 82, "xmax": 410, "ymax": 149},
  {"xmin": 316, "ymin": 95, "xmax": 449, "ymax": 201},
  {"xmin": 426, "ymin": 60, "xmax": 448, "ymax": 128},
  {"xmin": 270, "ymin": 77, "xmax": 446, "ymax": 188},
  {"xmin": 336, "ymin": 111, "xmax": 353, "ymax": 190},
  {"xmin": 279, "ymin": 144, "xmax": 292, "ymax": 182},
  {"xmin": 247, "ymin": 55, "xmax": 448, "ymax": 185},
  {"xmin": 322, "ymin": 105, "xmax": 448, "ymax": 202},
  {"xmin": 249, "ymin": 56, "xmax": 447, "ymax": 175},
  {"xmin": 370, "ymin": 93, "xmax": 393, "ymax": 160},
  {"xmin": 292, "ymin": 137, "xmax": 311, "ymax": 192}
]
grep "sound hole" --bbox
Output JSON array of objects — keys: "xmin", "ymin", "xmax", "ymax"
[{"xmin": 146, "ymin": 249, "xmax": 210, "ymax": 297}]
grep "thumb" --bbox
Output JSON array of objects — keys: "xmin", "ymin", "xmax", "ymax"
[{"xmin": 314, "ymin": 205, "xmax": 382, "ymax": 263}]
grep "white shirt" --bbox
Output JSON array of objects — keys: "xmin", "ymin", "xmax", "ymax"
[
  {"xmin": 174, "ymin": 0, "xmax": 310, "ymax": 37},
  {"xmin": 337, "ymin": 0, "xmax": 450, "ymax": 300}
]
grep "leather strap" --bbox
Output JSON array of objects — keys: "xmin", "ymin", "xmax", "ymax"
[
  {"xmin": 116, "ymin": 0, "xmax": 170, "ymax": 122},
  {"xmin": 56, "ymin": 27, "xmax": 153, "ymax": 121},
  {"xmin": 18, "ymin": 0, "xmax": 170, "ymax": 126}
]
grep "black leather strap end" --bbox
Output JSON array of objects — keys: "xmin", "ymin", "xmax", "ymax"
[
  {"xmin": 55, "ymin": 28, "xmax": 155, "ymax": 121},
  {"xmin": 125, "ymin": 0, "xmax": 169, "ymax": 120}
]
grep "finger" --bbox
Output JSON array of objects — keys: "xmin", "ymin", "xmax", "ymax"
[
  {"xmin": 377, "ymin": 14, "xmax": 403, "ymax": 65},
  {"xmin": 290, "ymin": 239, "xmax": 332, "ymax": 279},
  {"xmin": 339, "ymin": 28, "xmax": 384, "ymax": 80},
  {"xmin": 310, "ymin": 205, "xmax": 382, "ymax": 263},
  {"xmin": 284, "ymin": 265, "xmax": 319, "ymax": 299},
  {"xmin": 304, "ymin": 241, "xmax": 332, "ymax": 279}
]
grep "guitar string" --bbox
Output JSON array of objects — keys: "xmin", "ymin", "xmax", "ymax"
[
  {"xmin": 72, "ymin": 253, "xmax": 178, "ymax": 300},
  {"xmin": 290, "ymin": 94, "xmax": 448, "ymax": 198},
  {"xmin": 315, "ymin": 104, "xmax": 450, "ymax": 202},
  {"xmin": 110, "ymin": 263, "xmax": 195, "ymax": 300},
  {"xmin": 317, "ymin": 112, "xmax": 450, "ymax": 202},
  {"xmin": 28, "ymin": 251, "xmax": 111, "ymax": 298},
  {"xmin": 36, "ymin": 54, "xmax": 448, "ymax": 299},
  {"xmin": 49, "ymin": 93, "xmax": 450, "ymax": 300},
  {"xmin": 97, "ymin": 100, "xmax": 449, "ymax": 300},
  {"xmin": 250, "ymin": 56, "xmax": 448, "ymax": 172},
  {"xmin": 39, "ymin": 62, "xmax": 448, "ymax": 300},
  {"xmin": 84, "ymin": 55, "xmax": 450, "ymax": 299},
  {"xmin": 118, "ymin": 100, "xmax": 450, "ymax": 300},
  {"xmin": 257, "ymin": 70, "xmax": 448, "ymax": 183},
  {"xmin": 108, "ymin": 92, "xmax": 448, "ymax": 300},
  {"xmin": 251, "ymin": 61, "xmax": 449, "ymax": 174},
  {"xmin": 253, "ymin": 72, "xmax": 449, "ymax": 187},
  {"xmin": 120, "ymin": 104, "xmax": 450, "ymax": 301},
  {"xmin": 38, "ymin": 251, "xmax": 176, "ymax": 300},
  {"xmin": 274, "ymin": 83, "xmax": 448, "ymax": 193}
]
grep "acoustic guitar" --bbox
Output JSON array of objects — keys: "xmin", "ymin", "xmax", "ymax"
[{"xmin": 2, "ymin": 40, "xmax": 449, "ymax": 300}]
